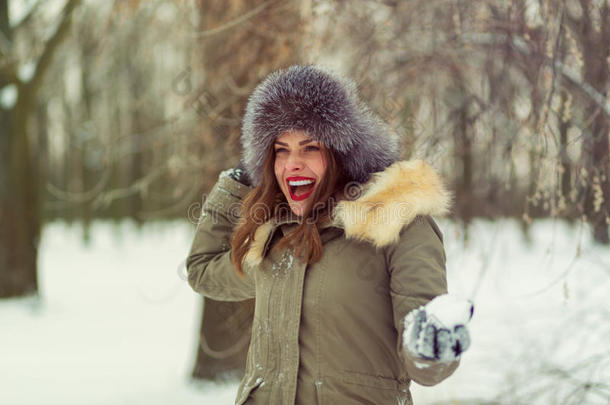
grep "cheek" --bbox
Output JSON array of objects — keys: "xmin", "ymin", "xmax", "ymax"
[
  {"xmin": 316, "ymin": 155, "xmax": 327, "ymax": 176},
  {"xmin": 274, "ymin": 161, "xmax": 283, "ymax": 185}
]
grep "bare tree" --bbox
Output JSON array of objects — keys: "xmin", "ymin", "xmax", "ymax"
[
  {"xmin": 0, "ymin": 0, "xmax": 82, "ymax": 298},
  {"xmin": 565, "ymin": 0, "xmax": 610, "ymax": 243},
  {"xmin": 320, "ymin": 0, "xmax": 609, "ymax": 244},
  {"xmin": 189, "ymin": 0, "xmax": 308, "ymax": 381}
]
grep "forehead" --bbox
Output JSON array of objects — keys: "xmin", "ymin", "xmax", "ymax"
[{"xmin": 275, "ymin": 130, "xmax": 319, "ymax": 144}]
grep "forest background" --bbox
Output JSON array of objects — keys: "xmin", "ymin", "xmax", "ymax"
[{"xmin": 1, "ymin": 1, "xmax": 609, "ymax": 404}]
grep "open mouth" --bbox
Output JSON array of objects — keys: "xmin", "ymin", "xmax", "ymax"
[{"xmin": 286, "ymin": 177, "xmax": 316, "ymax": 201}]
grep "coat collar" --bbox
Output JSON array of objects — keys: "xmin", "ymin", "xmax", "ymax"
[{"xmin": 244, "ymin": 159, "xmax": 452, "ymax": 267}]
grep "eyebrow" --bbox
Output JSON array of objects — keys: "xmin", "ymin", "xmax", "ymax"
[{"xmin": 275, "ymin": 139, "xmax": 315, "ymax": 146}]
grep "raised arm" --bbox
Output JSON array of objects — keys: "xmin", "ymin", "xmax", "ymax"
[
  {"xmin": 186, "ymin": 169, "xmax": 255, "ymax": 301},
  {"xmin": 385, "ymin": 215, "xmax": 460, "ymax": 386}
]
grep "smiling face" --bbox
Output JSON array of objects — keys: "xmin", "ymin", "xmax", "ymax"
[{"xmin": 274, "ymin": 130, "xmax": 328, "ymax": 217}]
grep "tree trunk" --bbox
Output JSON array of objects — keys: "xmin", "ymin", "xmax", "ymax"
[
  {"xmin": 191, "ymin": 0, "xmax": 307, "ymax": 381},
  {"xmin": 580, "ymin": 3, "xmax": 610, "ymax": 244},
  {"xmin": 0, "ymin": 0, "xmax": 82, "ymax": 298},
  {"xmin": 193, "ymin": 299, "xmax": 255, "ymax": 380},
  {"xmin": 449, "ymin": 77, "xmax": 474, "ymax": 235},
  {"xmin": 558, "ymin": 89, "xmax": 572, "ymax": 212},
  {"xmin": 456, "ymin": 102, "xmax": 473, "ymax": 225},
  {"xmin": 557, "ymin": 27, "xmax": 572, "ymax": 217},
  {"xmin": 0, "ymin": 0, "xmax": 39, "ymax": 298}
]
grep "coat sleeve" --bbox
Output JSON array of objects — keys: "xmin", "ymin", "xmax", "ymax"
[
  {"xmin": 385, "ymin": 215, "xmax": 460, "ymax": 386},
  {"xmin": 186, "ymin": 170, "xmax": 256, "ymax": 301}
]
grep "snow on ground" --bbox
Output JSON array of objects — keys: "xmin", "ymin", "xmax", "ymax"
[
  {"xmin": 1, "ymin": 218, "xmax": 608, "ymax": 405},
  {"xmin": 412, "ymin": 218, "xmax": 610, "ymax": 405}
]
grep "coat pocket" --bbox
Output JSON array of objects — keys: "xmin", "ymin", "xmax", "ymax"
[{"xmin": 338, "ymin": 371, "xmax": 412, "ymax": 405}]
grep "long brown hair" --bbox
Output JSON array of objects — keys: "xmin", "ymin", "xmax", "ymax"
[{"xmin": 230, "ymin": 142, "xmax": 347, "ymax": 276}]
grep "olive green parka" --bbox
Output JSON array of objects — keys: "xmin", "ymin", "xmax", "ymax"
[{"xmin": 186, "ymin": 159, "xmax": 459, "ymax": 405}]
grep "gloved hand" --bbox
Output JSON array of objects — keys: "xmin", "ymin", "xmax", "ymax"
[
  {"xmin": 402, "ymin": 294, "xmax": 473, "ymax": 363},
  {"xmin": 227, "ymin": 159, "xmax": 252, "ymax": 187}
]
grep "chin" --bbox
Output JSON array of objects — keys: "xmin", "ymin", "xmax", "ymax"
[{"xmin": 290, "ymin": 204, "xmax": 305, "ymax": 217}]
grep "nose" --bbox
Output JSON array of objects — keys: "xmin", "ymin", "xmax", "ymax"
[{"xmin": 286, "ymin": 152, "xmax": 304, "ymax": 171}]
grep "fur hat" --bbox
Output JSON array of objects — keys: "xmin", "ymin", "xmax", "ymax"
[{"xmin": 241, "ymin": 65, "xmax": 400, "ymax": 186}]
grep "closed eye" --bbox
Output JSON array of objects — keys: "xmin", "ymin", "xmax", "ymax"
[{"xmin": 274, "ymin": 145, "xmax": 320, "ymax": 153}]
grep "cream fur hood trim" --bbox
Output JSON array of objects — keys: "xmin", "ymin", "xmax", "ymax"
[
  {"xmin": 244, "ymin": 159, "xmax": 452, "ymax": 267},
  {"xmin": 333, "ymin": 159, "xmax": 452, "ymax": 248},
  {"xmin": 244, "ymin": 221, "xmax": 275, "ymax": 269}
]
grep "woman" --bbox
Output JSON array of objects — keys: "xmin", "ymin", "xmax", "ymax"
[{"xmin": 187, "ymin": 65, "xmax": 472, "ymax": 405}]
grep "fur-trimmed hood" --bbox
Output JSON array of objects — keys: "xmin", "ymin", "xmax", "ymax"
[{"xmin": 244, "ymin": 159, "xmax": 452, "ymax": 267}]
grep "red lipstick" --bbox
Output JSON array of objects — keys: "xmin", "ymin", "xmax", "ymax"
[{"xmin": 286, "ymin": 176, "xmax": 316, "ymax": 201}]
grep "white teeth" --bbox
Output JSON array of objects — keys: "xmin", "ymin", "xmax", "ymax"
[{"xmin": 288, "ymin": 179, "xmax": 314, "ymax": 186}]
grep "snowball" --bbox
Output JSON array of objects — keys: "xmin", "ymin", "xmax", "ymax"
[{"xmin": 424, "ymin": 294, "xmax": 474, "ymax": 328}]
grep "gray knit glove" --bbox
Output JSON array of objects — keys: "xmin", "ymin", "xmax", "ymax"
[
  {"xmin": 402, "ymin": 294, "xmax": 473, "ymax": 363},
  {"xmin": 227, "ymin": 159, "xmax": 252, "ymax": 187}
]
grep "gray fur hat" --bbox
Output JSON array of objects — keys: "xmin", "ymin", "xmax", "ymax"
[{"xmin": 241, "ymin": 64, "xmax": 400, "ymax": 185}]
